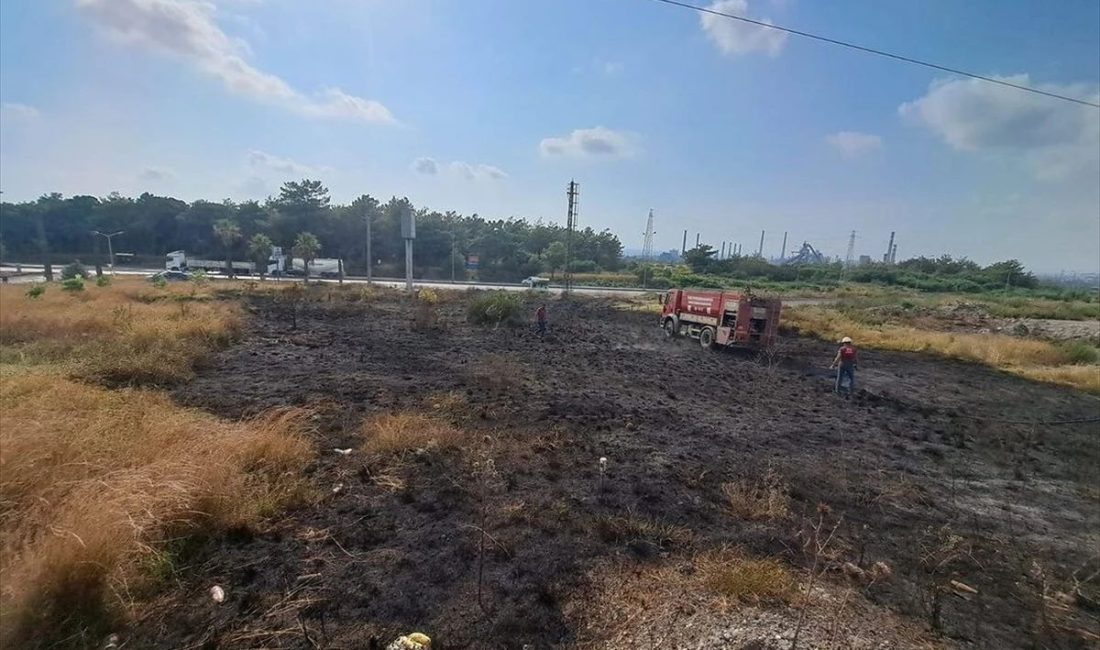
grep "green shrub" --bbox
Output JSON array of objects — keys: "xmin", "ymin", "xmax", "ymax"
[
  {"xmin": 61, "ymin": 278, "xmax": 85, "ymax": 292},
  {"xmin": 1061, "ymin": 342, "xmax": 1100, "ymax": 365},
  {"xmin": 95, "ymin": 276, "xmax": 111, "ymax": 288},
  {"xmin": 467, "ymin": 292, "xmax": 523, "ymax": 326},
  {"xmin": 151, "ymin": 275, "xmax": 168, "ymax": 289},
  {"xmin": 25, "ymin": 284, "xmax": 46, "ymax": 299},
  {"xmin": 61, "ymin": 262, "xmax": 88, "ymax": 280}
]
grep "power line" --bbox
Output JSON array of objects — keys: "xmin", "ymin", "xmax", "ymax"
[{"xmin": 647, "ymin": 0, "xmax": 1100, "ymax": 109}]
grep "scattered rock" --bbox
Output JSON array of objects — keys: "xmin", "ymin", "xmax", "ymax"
[{"xmin": 209, "ymin": 585, "xmax": 226, "ymax": 603}]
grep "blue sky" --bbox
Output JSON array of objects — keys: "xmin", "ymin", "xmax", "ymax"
[{"xmin": 1, "ymin": 0, "xmax": 1098, "ymax": 272}]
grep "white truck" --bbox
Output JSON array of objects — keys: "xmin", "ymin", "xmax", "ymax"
[
  {"xmin": 288, "ymin": 257, "xmax": 342, "ymax": 278},
  {"xmin": 166, "ymin": 250, "xmax": 263, "ymax": 275},
  {"xmin": 166, "ymin": 248, "xmax": 343, "ymax": 278}
]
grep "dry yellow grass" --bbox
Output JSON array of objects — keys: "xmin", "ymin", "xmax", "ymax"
[
  {"xmin": 360, "ymin": 412, "xmax": 465, "ymax": 454},
  {"xmin": 0, "ymin": 279, "xmax": 241, "ymax": 385},
  {"xmin": 699, "ymin": 551, "xmax": 797, "ymax": 605},
  {"xmin": 786, "ymin": 306, "xmax": 1100, "ymax": 394},
  {"xmin": 0, "ymin": 278, "xmax": 314, "ymax": 647},
  {"xmin": 0, "ymin": 373, "xmax": 313, "ymax": 646},
  {"xmin": 721, "ymin": 470, "xmax": 790, "ymax": 521},
  {"xmin": 594, "ymin": 512, "xmax": 694, "ymax": 548}
]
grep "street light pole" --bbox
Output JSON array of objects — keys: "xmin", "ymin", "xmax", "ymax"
[{"xmin": 91, "ymin": 230, "xmax": 124, "ymax": 275}]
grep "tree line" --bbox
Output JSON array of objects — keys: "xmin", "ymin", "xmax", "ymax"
[
  {"xmin": 0, "ymin": 180, "xmax": 625, "ymax": 282},
  {"xmin": 660, "ymin": 244, "xmax": 1040, "ymax": 293}
]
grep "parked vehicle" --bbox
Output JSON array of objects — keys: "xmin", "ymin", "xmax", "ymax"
[
  {"xmin": 166, "ymin": 250, "xmax": 264, "ymax": 275},
  {"xmin": 660, "ymin": 289, "xmax": 781, "ymax": 348},
  {"xmin": 521, "ymin": 276, "xmax": 550, "ymax": 288},
  {"xmin": 147, "ymin": 270, "xmax": 192, "ymax": 283},
  {"xmin": 287, "ymin": 257, "xmax": 342, "ymax": 278}
]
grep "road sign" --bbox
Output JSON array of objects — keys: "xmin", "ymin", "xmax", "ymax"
[{"xmin": 465, "ymin": 254, "xmax": 479, "ymax": 270}]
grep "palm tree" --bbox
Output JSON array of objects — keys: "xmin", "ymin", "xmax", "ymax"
[
  {"xmin": 213, "ymin": 219, "xmax": 242, "ymax": 278},
  {"xmin": 248, "ymin": 233, "xmax": 274, "ymax": 281},
  {"xmin": 292, "ymin": 232, "xmax": 321, "ymax": 283}
]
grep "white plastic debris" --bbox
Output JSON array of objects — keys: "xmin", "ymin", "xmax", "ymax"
[
  {"xmin": 385, "ymin": 632, "xmax": 432, "ymax": 650},
  {"xmin": 599, "ymin": 457, "xmax": 608, "ymax": 474},
  {"xmin": 332, "ymin": 483, "xmax": 345, "ymax": 494},
  {"xmin": 209, "ymin": 585, "xmax": 226, "ymax": 603},
  {"xmin": 333, "ymin": 448, "xmax": 353, "ymax": 456},
  {"xmin": 103, "ymin": 633, "xmax": 121, "ymax": 649}
]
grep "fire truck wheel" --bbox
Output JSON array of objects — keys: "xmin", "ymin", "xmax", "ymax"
[
  {"xmin": 663, "ymin": 319, "xmax": 677, "ymax": 338},
  {"xmin": 699, "ymin": 327, "xmax": 715, "ymax": 349}
]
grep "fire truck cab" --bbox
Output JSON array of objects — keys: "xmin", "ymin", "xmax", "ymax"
[{"xmin": 660, "ymin": 288, "xmax": 781, "ymax": 348}]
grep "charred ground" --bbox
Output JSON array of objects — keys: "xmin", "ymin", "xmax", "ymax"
[{"xmin": 132, "ymin": 288, "xmax": 1097, "ymax": 649}]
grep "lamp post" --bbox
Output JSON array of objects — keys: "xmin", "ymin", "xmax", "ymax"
[{"xmin": 91, "ymin": 230, "xmax": 124, "ymax": 275}]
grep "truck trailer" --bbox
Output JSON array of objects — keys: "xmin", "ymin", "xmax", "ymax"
[
  {"xmin": 166, "ymin": 248, "xmax": 343, "ymax": 278},
  {"xmin": 660, "ymin": 289, "xmax": 781, "ymax": 348}
]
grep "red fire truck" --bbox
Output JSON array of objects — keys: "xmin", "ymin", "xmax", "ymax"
[{"xmin": 660, "ymin": 289, "xmax": 781, "ymax": 348}]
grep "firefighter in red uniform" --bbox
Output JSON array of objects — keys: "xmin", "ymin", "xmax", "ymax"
[{"xmin": 830, "ymin": 336, "xmax": 858, "ymax": 395}]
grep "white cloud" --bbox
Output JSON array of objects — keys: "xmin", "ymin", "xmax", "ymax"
[
  {"xmin": 138, "ymin": 166, "xmax": 175, "ymax": 181},
  {"xmin": 76, "ymin": 0, "xmax": 395, "ymax": 124},
  {"xmin": 826, "ymin": 131, "xmax": 882, "ymax": 157},
  {"xmin": 449, "ymin": 161, "xmax": 507, "ymax": 181},
  {"xmin": 1, "ymin": 102, "xmax": 41, "ymax": 120},
  {"xmin": 539, "ymin": 126, "xmax": 635, "ymax": 158},
  {"xmin": 411, "ymin": 157, "xmax": 439, "ymax": 175},
  {"xmin": 899, "ymin": 75, "xmax": 1100, "ymax": 181},
  {"xmin": 700, "ymin": 0, "xmax": 787, "ymax": 57},
  {"xmin": 247, "ymin": 150, "xmax": 323, "ymax": 175},
  {"xmin": 412, "ymin": 157, "xmax": 506, "ymax": 181},
  {"xmin": 299, "ymin": 88, "xmax": 395, "ymax": 124}
]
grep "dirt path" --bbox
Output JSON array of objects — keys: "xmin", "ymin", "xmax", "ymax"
[{"xmin": 132, "ymin": 292, "xmax": 1098, "ymax": 649}]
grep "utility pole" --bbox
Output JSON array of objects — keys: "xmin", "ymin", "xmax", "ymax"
[
  {"xmin": 91, "ymin": 230, "xmax": 125, "ymax": 275},
  {"xmin": 844, "ymin": 230, "xmax": 856, "ymax": 271},
  {"xmin": 365, "ymin": 208, "xmax": 373, "ymax": 284},
  {"xmin": 883, "ymin": 231, "xmax": 895, "ymax": 264},
  {"xmin": 681, "ymin": 229, "xmax": 688, "ymax": 255},
  {"xmin": 450, "ymin": 231, "xmax": 456, "ymax": 283},
  {"xmin": 565, "ymin": 180, "xmax": 578, "ymax": 294},
  {"xmin": 757, "ymin": 230, "xmax": 765, "ymax": 258},
  {"xmin": 720, "ymin": 242, "xmax": 726, "ymax": 259},
  {"xmin": 400, "ymin": 207, "xmax": 415, "ymax": 291},
  {"xmin": 780, "ymin": 231, "xmax": 788, "ymax": 261},
  {"xmin": 695, "ymin": 233, "xmax": 700, "ymax": 248},
  {"xmin": 641, "ymin": 208, "xmax": 655, "ymax": 289}
]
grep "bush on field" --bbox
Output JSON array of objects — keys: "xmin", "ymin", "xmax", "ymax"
[
  {"xmin": 60, "ymin": 262, "xmax": 88, "ymax": 280},
  {"xmin": 60, "ymin": 277, "xmax": 84, "ymax": 292},
  {"xmin": 467, "ymin": 291, "xmax": 523, "ymax": 326},
  {"xmin": 1061, "ymin": 341, "xmax": 1100, "ymax": 365},
  {"xmin": 95, "ymin": 275, "xmax": 111, "ymax": 288},
  {"xmin": 24, "ymin": 285, "xmax": 45, "ymax": 299}
]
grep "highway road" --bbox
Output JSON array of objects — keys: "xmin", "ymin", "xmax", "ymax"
[
  {"xmin": 0, "ymin": 264, "xmax": 654, "ymax": 297},
  {"xmin": 1, "ymin": 264, "xmax": 833, "ymax": 305}
]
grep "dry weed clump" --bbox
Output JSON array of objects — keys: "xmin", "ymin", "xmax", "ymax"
[
  {"xmin": 594, "ymin": 512, "xmax": 693, "ymax": 549},
  {"xmin": 0, "ymin": 373, "xmax": 314, "ymax": 647},
  {"xmin": 360, "ymin": 412, "xmax": 465, "ymax": 455},
  {"xmin": 0, "ymin": 279, "xmax": 241, "ymax": 385},
  {"xmin": 699, "ymin": 551, "xmax": 797, "ymax": 605},
  {"xmin": 721, "ymin": 470, "xmax": 790, "ymax": 520},
  {"xmin": 785, "ymin": 305, "xmax": 1100, "ymax": 394}
]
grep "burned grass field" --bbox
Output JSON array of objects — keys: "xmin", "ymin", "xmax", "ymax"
[{"xmin": 131, "ymin": 287, "xmax": 1100, "ymax": 649}]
